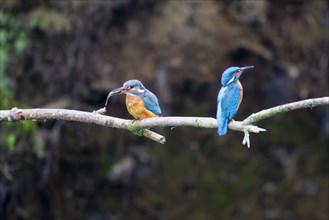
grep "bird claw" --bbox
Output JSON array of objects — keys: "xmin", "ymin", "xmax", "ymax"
[{"xmin": 131, "ymin": 118, "xmax": 143, "ymax": 124}]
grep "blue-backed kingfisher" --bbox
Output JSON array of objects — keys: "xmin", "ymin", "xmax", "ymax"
[
  {"xmin": 216, "ymin": 66, "xmax": 254, "ymax": 135},
  {"xmin": 105, "ymin": 80, "xmax": 162, "ymax": 120}
]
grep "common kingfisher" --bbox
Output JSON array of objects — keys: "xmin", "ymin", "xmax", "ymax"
[
  {"xmin": 106, "ymin": 80, "xmax": 162, "ymax": 120},
  {"xmin": 216, "ymin": 66, "xmax": 254, "ymax": 135}
]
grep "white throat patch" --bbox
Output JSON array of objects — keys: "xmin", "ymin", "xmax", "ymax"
[{"xmin": 226, "ymin": 76, "xmax": 235, "ymax": 86}]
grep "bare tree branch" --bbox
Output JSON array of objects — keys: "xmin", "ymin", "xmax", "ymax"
[
  {"xmin": 0, "ymin": 108, "xmax": 166, "ymax": 144},
  {"xmin": 0, "ymin": 97, "xmax": 328, "ymax": 146},
  {"xmin": 242, "ymin": 97, "xmax": 329, "ymax": 124}
]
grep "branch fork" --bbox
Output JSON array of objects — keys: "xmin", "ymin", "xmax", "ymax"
[{"xmin": 0, "ymin": 97, "xmax": 328, "ymax": 147}]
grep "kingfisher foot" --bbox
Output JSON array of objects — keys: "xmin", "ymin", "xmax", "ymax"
[
  {"xmin": 229, "ymin": 119, "xmax": 235, "ymax": 123},
  {"xmin": 131, "ymin": 118, "xmax": 144, "ymax": 123}
]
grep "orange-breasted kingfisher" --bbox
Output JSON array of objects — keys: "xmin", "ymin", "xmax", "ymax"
[
  {"xmin": 216, "ymin": 66, "xmax": 254, "ymax": 135},
  {"xmin": 106, "ymin": 80, "xmax": 162, "ymax": 120}
]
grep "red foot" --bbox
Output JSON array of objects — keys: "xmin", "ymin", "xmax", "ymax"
[{"xmin": 131, "ymin": 118, "xmax": 144, "ymax": 123}]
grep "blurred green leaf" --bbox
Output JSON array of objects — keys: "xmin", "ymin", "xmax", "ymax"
[
  {"xmin": 0, "ymin": 88, "xmax": 13, "ymax": 109},
  {"xmin": 22, "ymin": 121, "xmax": 37, "ymax": 136},
  {"xmin": 0, "ymin": 10, "xmax": 29, "ymax": 91},
  {"xmin": 6, "ymin": 133, "xmax": 16, "ymax": 152},
  {"xmin": 14, "ymin": 31, "xmax": 28, "ymax": 54},
  {"xmin": 0, "ymin": 30, "xmax": 8, "ymax": 43},
  {"xmin": 33, "ymin": 135, "xmax": 45, "ymax": 159},
  {"xmin": 29, "ymin": 8, "xmax": 71, "ymax": 33},
  {"xmin": 0, "ymin": 10, "xmax": 9, "ymax": 25},
  {"xmin": 0, "ymin": 46, "xmax": 9, "ymax": 72}
]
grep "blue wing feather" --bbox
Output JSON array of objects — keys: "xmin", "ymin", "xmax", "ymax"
[
  {"xmin": 221, "ymin": 84, "xmax": 241, "ymax": 120},
  {"xmin": 216, "ymin": 84, "xmax": 241, "ymax": 135},
  {"xmin": 217, "ymin": 87, "xmax": 228, "ymax": 135},
  {"xmin": 141, "ymin": 90, "xmax": 162, "ymax": 116}
]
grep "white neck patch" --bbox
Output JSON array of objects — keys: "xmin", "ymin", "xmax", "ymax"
[
  {"xmin": 137, "ymin": 89, "xmax": 145, "ymax": 93},
  {"xmin": 226, "ymin": 76, "xmax": 235, "ymax": 86}
]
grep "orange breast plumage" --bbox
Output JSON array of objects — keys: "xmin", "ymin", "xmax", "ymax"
[
  {"xmin": 125, "ymin": 95, "xmax": 159, "ymax": 119},
  {"xmin": 235, "ymin": 80, "xmax": 243, "ymax": 108}
]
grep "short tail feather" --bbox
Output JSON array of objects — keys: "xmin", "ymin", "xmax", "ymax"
[{"xmin": 217, "ymin": 118, "xmax": 228, "ymax": 136}]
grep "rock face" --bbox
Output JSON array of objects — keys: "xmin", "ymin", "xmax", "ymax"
[{"xmin": 1, "ymin": 1, "xmax": 328, "ymax": 220}]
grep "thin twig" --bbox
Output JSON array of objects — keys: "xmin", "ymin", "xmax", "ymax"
[{"xmin": 242, "ymin": 97, "xmax": 329, "ymax": 124}]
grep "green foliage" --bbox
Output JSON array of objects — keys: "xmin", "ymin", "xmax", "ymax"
[
  {"xmin": 0, "ymin": 87, "xmax": 12, "ymax": 109},
  {"xmin": 0, "ymin": 11, "xmax": 43, "ymax": 157},
  {"xmin": 0, "ymin": 87, "xmax": 42, "ymax": 156},
  {"xmin": 0, "ymin": 119, "xmax": 43, "ymax": 157},
  {"xmin": 0, "ymin": 10, "xmax": 29, "ymax": 90},
  {"xmin": 28, "ymin": 8, "xmax": 72, "ymax": 33},
  {"xmin": 6, "ymin": 133, "xmax": 16, "ymax": 152}
]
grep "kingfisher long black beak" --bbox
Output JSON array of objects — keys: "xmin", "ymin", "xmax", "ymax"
[
  {"xmin": 110, "ymin": 87, "xmax": 126, "ymax": 96},
  {"xmin": 240, "ymin": 66, "xmax": 254, "ymax": 72},
  {"xmin": 105, "ymin": 87, "xmax": 128, "ymax": 107}
]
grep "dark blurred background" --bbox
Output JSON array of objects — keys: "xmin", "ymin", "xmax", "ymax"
[{"xmin": 0, "ymin": 0, "xmax": 328, "ymax": 220}]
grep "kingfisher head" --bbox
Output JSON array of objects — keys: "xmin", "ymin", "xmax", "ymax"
[
  {"xmin": 105, "ymin": 79, "xmax": 147, "ymax": 107},
  {"xmin": 110, "ymin": 79, "xmax": 146, "ymax": 96},
  {"xmin": 221, "ymin": 66, "xmax": 254, "ymax": 87}
]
